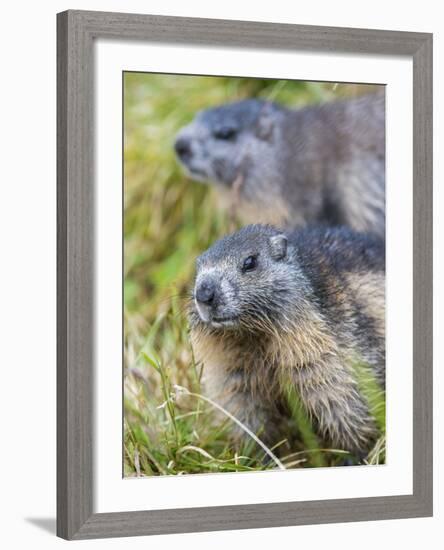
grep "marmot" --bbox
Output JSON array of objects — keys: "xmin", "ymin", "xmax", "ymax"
[
  {"xmin": 189, "ymin": 224, "xmax": 385, "ymax": 457},
  {"xmin": 175, "ymin": 93, "xmax": 385, "ymax": 237}
]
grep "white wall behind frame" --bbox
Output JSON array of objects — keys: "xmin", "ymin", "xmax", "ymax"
[{"xmin": 1, "ymin": 1, "xmax": 441, "ymax": 549}]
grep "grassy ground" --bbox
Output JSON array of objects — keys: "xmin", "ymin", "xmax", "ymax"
[{"xmin": 123, "ymin": 73, "xmax": 385, "ymax": 477}]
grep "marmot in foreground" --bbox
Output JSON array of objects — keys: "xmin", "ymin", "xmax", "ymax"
[
  {"xmin": 189, "ymin": 224, "xmax": 385, "ymax": 457},
  {"xmin": 175, "ymin": 93, "xmax": 385, "ymax": 237}
]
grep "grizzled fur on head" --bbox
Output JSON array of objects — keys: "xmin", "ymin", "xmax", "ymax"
[
  {"xmin": 190, "ymin": 224, "xmax": 310, "ymax": 332},
  {"xmin": 174, "ymin": 99, "xmax": 283, "ymax": 191}
]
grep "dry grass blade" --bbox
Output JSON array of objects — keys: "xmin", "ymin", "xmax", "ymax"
[{"xmin": 174, "ymin": 385, "xmax": 286, "ymax": 470}]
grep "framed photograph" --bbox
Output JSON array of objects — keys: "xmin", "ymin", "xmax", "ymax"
[{"xmin": 57, "ymin": 10, "xmax": 433, "ymax": 540}]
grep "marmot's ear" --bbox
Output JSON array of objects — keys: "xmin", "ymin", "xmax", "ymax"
[
  {"xmin": 269, "ymin": 234, "xmax": 287, "ymax": 260},
  {"xmin": 255, "ymin": 105, "xmax": 274, "ymax": 141}
]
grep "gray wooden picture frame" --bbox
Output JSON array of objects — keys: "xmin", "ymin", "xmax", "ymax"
[{"xmin": 57, "ymin": 9, "xmax": 433, "ymax": 540}]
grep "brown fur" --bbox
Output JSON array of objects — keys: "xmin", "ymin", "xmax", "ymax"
[{"xmin": 191, "ymin": 297, "xmax": 381, "ymax": 455}]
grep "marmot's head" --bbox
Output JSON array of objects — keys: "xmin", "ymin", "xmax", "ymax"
[
  {"xmin": 174, "ymin": 100, "xmax": 282, "ymax": 189},
  {"xmin": 190, "ymin": 225, "xmax": 307, "ymax": 332}
]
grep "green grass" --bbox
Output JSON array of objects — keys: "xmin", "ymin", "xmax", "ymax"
[{"xmin": 123, "ymin": 72, "xmax": 384, "ymax": 477}]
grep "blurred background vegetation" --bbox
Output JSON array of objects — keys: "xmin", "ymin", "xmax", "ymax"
[{"xmin": 123, "ymin": 73, "xmax": 383, "ymax": 477}]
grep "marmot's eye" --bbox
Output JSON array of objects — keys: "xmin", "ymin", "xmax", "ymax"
[
  {"xmin": 213, "ymin": 126, "xmax": 237, "ymax": 140},
  {"xmin": 242, "ymin": 255, "xmax": 258, "ymax": 273}
]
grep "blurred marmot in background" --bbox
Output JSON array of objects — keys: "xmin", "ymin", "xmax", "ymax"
[
  {"xmin": 189, "ymin": 224, "xmax": 385, "ymax": 457},
  {"xmin": 175, "ymin": 93, "xmax": 385, "ymax": 237}
]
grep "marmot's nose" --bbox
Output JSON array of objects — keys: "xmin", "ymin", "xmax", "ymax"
[
  {"xmin": 175, "ymin": 137, "xmax": 192, "ymax": 161},
  {"xmin": 195, "ymin": 280, "xmax": 216, "ymax": 306}
]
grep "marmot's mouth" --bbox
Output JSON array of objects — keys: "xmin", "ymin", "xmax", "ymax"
[
  {"xmin": 189, "ymin": 167, "xmax": 207, "ymax": 177},
  {"xmin": 209, "ymin": 316, "xmax": 238, "ymax": 329},
  {"xmin": 186, "ymin": 165, "xmax": 209, "ymax": 181}
]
